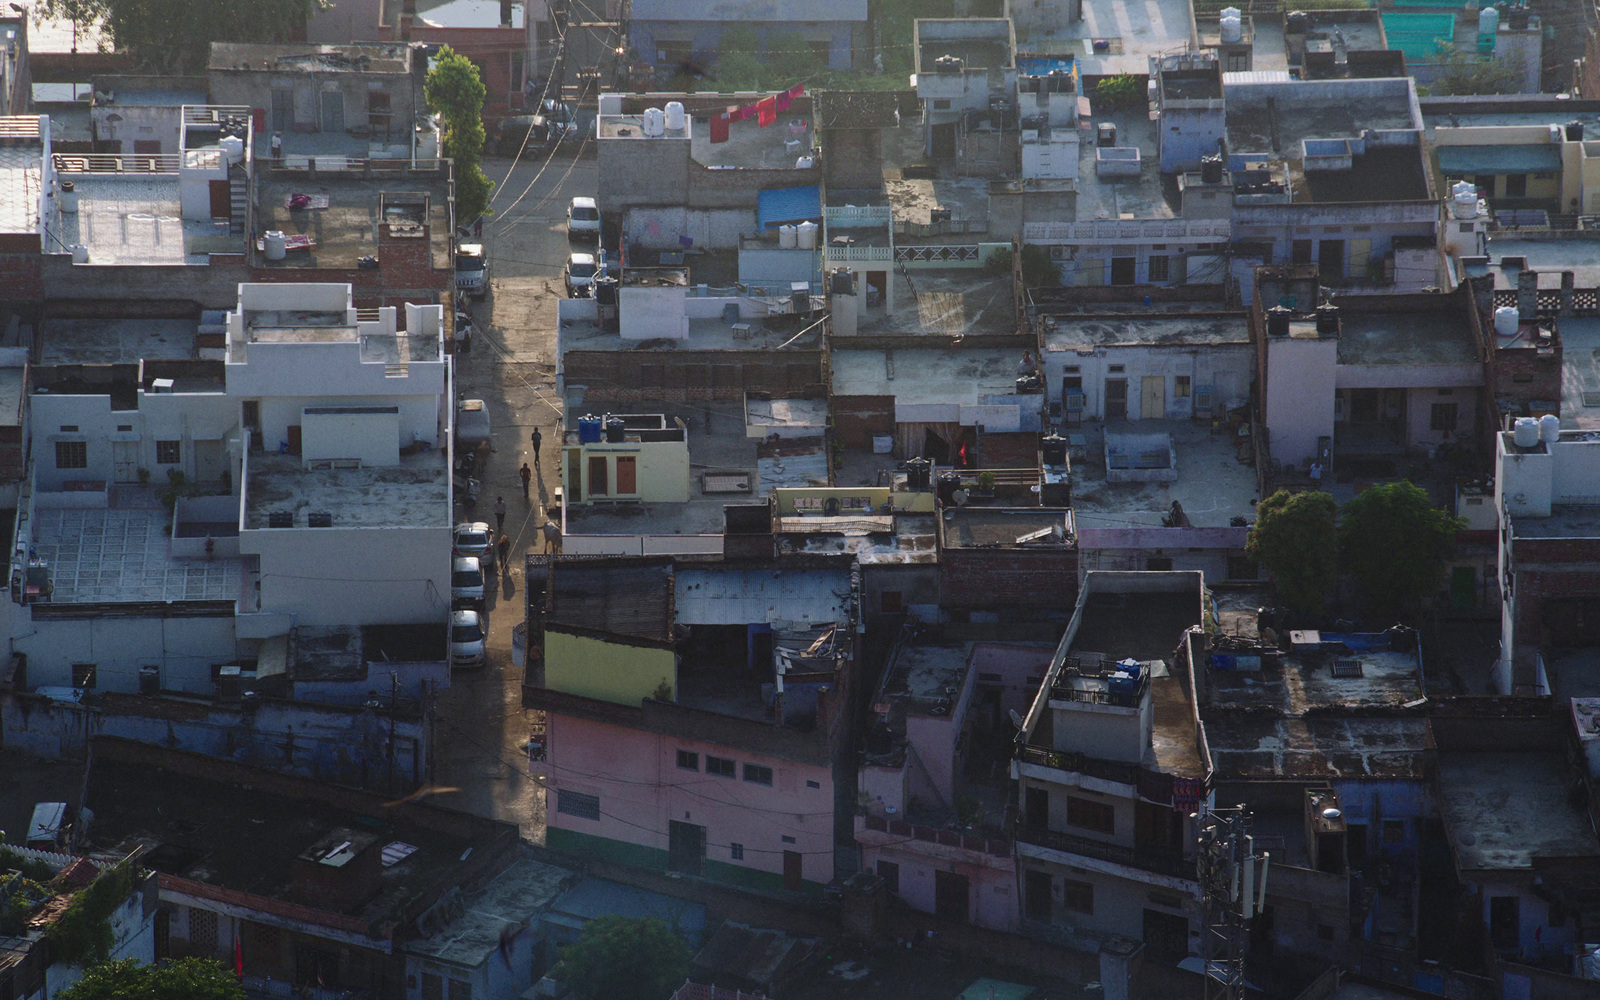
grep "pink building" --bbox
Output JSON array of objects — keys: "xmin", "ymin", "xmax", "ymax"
[
  {"xmin": 528, "ymin": 556, "xmax": 858, "ymax": 895},
  {"xmin": 856, "ymin": 640, "xmax": 1055, "ymax": 930}
]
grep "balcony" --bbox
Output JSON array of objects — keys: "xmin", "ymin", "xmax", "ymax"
[
  {"xmin": 1016, "ymin": 826, "xmax": 1195, "ymax": 881},
  {"xmin": 1015, "ymin": 744, "xmax": 1206, "ymax": 811}
]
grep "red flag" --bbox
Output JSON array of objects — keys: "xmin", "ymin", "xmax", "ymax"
[
  {"xmin": 709, "ymin": 113, "xmax": 730, "ymax": 144},
  {"xmin": 756, "ymin": 96, "xmax": 777, "ymax": 127},
  {"xmin": 234, "ymin": 936, "xmax": 243, "ymax": 979}
]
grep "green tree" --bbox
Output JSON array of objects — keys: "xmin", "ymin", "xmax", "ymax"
[
  {"xmin": 1338, "ymin": 481, "xmax": 1464, "ymax": 613},
  {"xmin": 712, "ymin": 26, "xmax": 765, "ymax": 91},
  {"xmin": 34, "ymin": 0, "xmax": 327, "ymax": 72},
  {"xmin": 556, "ymin": 916, "xmax": 689, "ymax": 1000},
  {"xmin": 425, "ymin": 46, "xmax": 494, "ymax": 224},
  {"xmin": 1246, "ymin": 489, "xmax": 1339, "ymax": 613},
  {"xmin": 55, "ymin": 958, "xmax": 245, "ymax": 1000},
  {"xmin": 1427, "ymin": 43, "xmax": 1524, "ymax": 96}
]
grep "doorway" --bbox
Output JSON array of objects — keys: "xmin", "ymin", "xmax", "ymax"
[
  {"xmin": 866, "ymin": 271, "xmax": 887, "ymax": 308},
  {"xmin": 931, "ymin": 122, "xmax": 957, "ymax": 159},
  {"xmin": 615, "ymin": 455, "xmax": 637, "ymax": 495},
  {"xmin": 113, "ymin": 440, "xmax": 140, "ymax": 483},
  {"xmin": 934, "ymin": 869, "xmax": 970, "ymax": 924},
  {"xmin": 1105, "ymin": 378, "xmax": 1128, "ymax": 420},
  {"xmin": 209, "ymin": 180, "xmax": 231, "ymax": 219},
  {"xmin": 1318, "ymin": 239, "xmax": 1344, "ymax": 280},
  {"xmin": 1026, "ymin": 788, "xmax": 1049, "ymax": 833},
  {"xmin": 1110, "ymin": 256, "xmax": 1137, "ymax": 285},
  {"xmin": 783, "ymin": 850, "xmax": 803, "ymax": 891},
  {"xmin": 588, "ymin": 455, "xmax": 608, "ymax": 497},
  {"xmin": 271, "ymin": 89, "xmax": 294, "ymax": 133},
  {"xmin": 320, "ymin": 90, "xmax": 344, "ymax": 133},
  {"xmin": 1141, "ymin": 375, "xmax": 1165, "ymax": 420},
  {"xmin": 669, "ymin": 821, "xmax": 705, "ymax": 875},
  {"xmin": 1025, "ymin": 869, "xmax": 1053, "ymax": 923}
]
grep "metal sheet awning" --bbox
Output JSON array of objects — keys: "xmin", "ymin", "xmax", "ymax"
[
  {"xmin": 1437, "ymin": 144, "xmax": 1562, "ymax": 175},
  {"xmin": 757, "ymin": 185, "xmax": 821, "ymax": 229}
]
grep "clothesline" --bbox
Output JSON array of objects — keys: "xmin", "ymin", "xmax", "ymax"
[{"xmin": 709, "ymin": 82, "xmax": 807, "ymax": 143}]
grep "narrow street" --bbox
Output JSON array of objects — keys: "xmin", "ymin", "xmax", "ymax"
[{"xmin": 430, "ymin": 145, "xmax": 597, "ymax": 838}]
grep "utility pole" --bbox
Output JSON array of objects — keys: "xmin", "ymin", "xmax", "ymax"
[
  {"xmin": 1197, "ymin": 804, "xmax": 1271, "ymax": 1000},
  {"xmin": 387, "ymin": 671, "xmax": 398, "ymax": 795}
]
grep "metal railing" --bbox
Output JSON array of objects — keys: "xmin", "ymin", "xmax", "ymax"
[
  {"xmin": 1024, "ymin": 219, "xmax": 1231, "ymax": 243},
  {"xmin": 53, "ymin": 152, "xmax": 183, "ymax": 174},
  {"xmin": 1015, "ymin": 826, "xmax": 1195, "ymax": 880}
]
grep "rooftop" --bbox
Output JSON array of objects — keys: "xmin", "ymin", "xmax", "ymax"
[
  {"xmin": 85, "ymin": 741, "xmax": 515, "ymax": 929},
  {"xmin": 547, "ymin": 561, "xmax": 674, "ymax": 643},
  {"xmin": 1226, "ymin": 80, "xmax": 1420, "ymax": 155},
  {"xmin": 1207, "ymin": 624, "xmax": 1425, "ymax": 713},
  {"xmin": 1437, "ymin": 752, "xmax": 1599, "ymax": 869},
  {"xmin": 0, "ymin": 120, "xmax": 44, "ymax": 234},
  {"xmin": 675, "ymin": 565, "xmax": 851, "ymax": 627},
  {"xmin": 40, "ymin": 317, "xmax": 198, "ymax": 364},
  {"xmin": 915, "ymin": 19, "xmax": 1015, "ymax": 74},
  {"xmin": 1510, "ymin": 503, "xmax": 1600, "ymax": 538},
  {"xmin": 1559, "ymin": 318, "xmax": 1600, "ymax": 430},
  {"xmin": 629, "ymin": 0, "xmax": 866, "ymax": 21},
  {"xmin": 30, "ymin": 499, "xmax": 243, "ymax": 605},
  {"xmin": 1331, "ymin": 298, "xmax": 1480, "ymax": 366},
  {"xmin": 881, "ymin": 642, "xmax": 972, "ymax": 719},
  {"xmin": 1206, "ymin": 715, "xmax": 1431, "ymax": 780},
  {"xmin": 830, "ymin": 347, "xmax": 1020, "ymax": 403},
  {"xmin": 939, "ymin": 507, "xmax": 1074, "ymax": 550},
  {"xmin": 775, "ymin": 515, "xmax": 940, "ymax": 565},
  {"xmin": 1070, "ymin": 420, "xmax": 1261, "ymax": 531},
  {"xmin": 244, "ymin": 450, "xmax": 449, "ymax": 530},
  {"xmin": 1077, "ymin": 110, "xmax": 1179, "ymax": 222},
  {"xmin": 1017, "ymin": 0, "xmax": 1193, "ymax": 75},
  {"xmin": 50, "ymin": 171, "xmax": 239, "ymax": 265},
  {"xmin": 689, "ymin": 113, "xmax": 810, "ymax": 170},
  {"xmin": 1038, "ymin": 304, "xmax": 1249, "ymax": 349},
  {"xmin": 813, "ymin": 91, "xmax": 901, "ymax": 131},
  {"xmin": 401, "ymin": 852, "xmax": 573, "ymax": 967},
  {"xmin": 253, "ymin": 167, "xmax": 452, "ymax": 270},
  {"xmin": 208, "ymin": 42, "xmax": 412, "ymax": 75},
  {"xmin": 561, "ymin": 304, "xmax": 822, "ymax": 355}
]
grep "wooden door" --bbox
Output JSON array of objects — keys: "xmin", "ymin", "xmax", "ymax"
[
  {"xmin": 1104, "ymin": 378, "xmax": 1128, "ymax": 420},
  {"xmin": 615, "ymin": 455, "xmax": 637, "ymax": 495},
  {"xmin": 1141, "ymin": 375, "xmax": 1165, "ymax": 420},
  {"xmin": 209, "ymin": 180, "xmax": 231, "ymax": 219},
  {"xmin": 934, "ymin": 869, "xmax": 969, "ymax": 924},
  {"xmin": 783, "ymin": 850, "xmax": 803, "ymax": 891},
  {"xmin": 669, "ymin": 821, "xmax": 705, "ymax": 875},
  {"xmin": 287, "ymin": 424, "xmax": 302, "ymax": 456},
  {"xmin": 588, "ymin": 455, "xmax": 608, "ymax": 497},
  {"xmin": 1110, "ymin": 256, "xmax": 1136, "ymax": 285},
  {"xmin": 112, "ymin": 440, "xmax": 139, "ymax": 482}
]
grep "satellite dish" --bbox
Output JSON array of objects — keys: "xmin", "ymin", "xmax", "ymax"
[
  {"xmin": 1321, "ymin": 806, "xmax": 1342, "ymax": 820},
  {"xmin": 1008, "ymin": 709, "xmax": 1025, "ymax": 730}
]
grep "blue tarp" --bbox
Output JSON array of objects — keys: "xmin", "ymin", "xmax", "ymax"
[
  {"xmin": 758, "ymin": 185, "xmax": 821, "ymax": 229},
  {"xmin": 1437, "ymin": 144, "xmax": 1563, "ymax": 175}
]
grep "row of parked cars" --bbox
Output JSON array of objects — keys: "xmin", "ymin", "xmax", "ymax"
[{"xmin": 449, "ymin": 522, "xmax": 495, "ymax": 668}]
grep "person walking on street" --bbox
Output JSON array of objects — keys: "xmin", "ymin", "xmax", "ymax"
[
  {"xmin": 493, "ymin": 496, "xmax": 507, "ymax": 532},
  {"xmin": 496, "ymin": 533, "xmax": 511, "ymax": 570},
  {"xmin": 530, "ymin": 427, "xmax": 542, "ymax": 466},
  {"xmin": 519, "ymin": 462, "xmax": 532, "ymax": 499},
  {"xmin": 543, "ymin": 518, "xmax": 562, "ymax": 554}
]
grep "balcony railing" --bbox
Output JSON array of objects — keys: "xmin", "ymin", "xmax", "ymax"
[
  {"xmin": 1015, "ymin": 744, "xmax": 1206, "ymax": 811},
  {"xmin": 861, "ymin": 813, "xmax": 1011, "ymax": 858},
  {"xmin": 1016, "ymin": 826, "xmax": 1195, "ymax": 880}
]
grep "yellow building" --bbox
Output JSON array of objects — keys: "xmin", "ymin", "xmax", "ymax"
[{"xmin": 562, "ymin": 413, "xmax": 691, "ymax": 506}]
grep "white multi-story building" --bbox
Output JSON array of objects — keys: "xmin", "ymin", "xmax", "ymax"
[{"xmin": 7, "ymin": 282, "xmax": 452, "ymax": 693}]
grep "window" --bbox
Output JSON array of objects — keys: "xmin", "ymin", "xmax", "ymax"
[
  {"xmin": 59, "ymin": 425, "xmax": 78, "ymax": 432},
  {"xmin": 1146, "ymin": 556, "xmax": 1173, "ymax": 571},
  {"xmin": 1064, "ymin": 365, "xmax": 1081, "ymax": 374},
  {"xmin": 1383, "ymin": 819, "xmax": 1406, "ymax": 844},
  {"xmin": 1174, "ymin": 375, "xmax": 1191, "ymax": 398},
  {"xmin": 156, "ymin": 440, "xmax": 181, "ymax": 465},
  {"xmin": 1063, "ymin": 879, "xmax": 1094, "ymax": 914},
  {"xmin": 1148, "ymin": 255, "xmax": 1170, "ymax": 282},
  {"xmin": 933, "ymin": 99, "xmax": 952, "ymax": 110},
  {"xmin": 1066, "ymin": 796, "xmax": 1115, "ymax": 834},
  {"xmin": 1292, "ymin": 239, "xmax": 1313, "ymax": 265},
  {"xmin": 1108, "ymin": 365, "xmax": 1125, "ymax": 373},
  {"xmin": 744, "ymin": 763, "xmax": 774, "ymax": 786},
  {"xmin": 806, "ymin": 779, "xmax": 821, "ymax": 789},
  {"xmin": 188, "ymin": 908, "xmax": 218, "ymax": 952},
  {"xmin": 72, "ymin": 663, "xmax": 97, "ymax": 689},
  {"xmin": 1459, "ymin": 222, "xmax": 1476, "ymax": 234},
  {"xmin": 1504, "ymin": 173, "xmax": 1528, "ymax": 198},
  {"xmin": 1430, "ymin": 403, "xmax": 1459, "ymax": 432},
  {"xmin": 677, "ymin": 750, "xmax": 699, "ymax": 771},
  {"xmin": 117, "ymin": 424, "xmax": 132, "ymax": 432},
  {"xmin": 556, "ymin": 789, "xmax": 600, "ymax": 820},
  {"xmin": 1227, "ymin": 556, "xmax": 1260, "ymax": 580},
  {"xmin": 781, "ymin": 835, "xmax": 796, "ymax": 844},
  {"xmin": 706, "ymin": 755, "xmax": 736, "ymax": 778},
  {"xmin": 877, "ymin": 859, "xmax": 900, "ymax": 893},
  {"xmin": 55, "ymin": 441, "xmax": 87, "ymax": 469},
  {"xmin": 730, "ymin": 842, "xmax": 744, "ymax": 860}
]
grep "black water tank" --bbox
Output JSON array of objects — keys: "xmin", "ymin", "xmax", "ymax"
[
  {"xmin": 906, "ymin": 457, "xmax": 933, "ymax": 490},
  {"xmin": 1508, "ymin": 6, "xmax": 1529, "ymax": 29},
  {"xmin": 1042, "ymin": 434, "xmax": 1068, "ymax": 465},
  {"xmin": 1286, "ymin": 10, "xmax": 1309, "ymax": 33},
  {"xmin": 936, "ymin": 471, "xmax": 962, "ymax": 506},
  {"xmin": 1315, "ymin": 304, "xmax": 1340, "ymax": 334},
  {"xmin": 1267, "ymin": 305, "xmax": 1292, "ymax": 337},
  {"xmin": 308, "ymin": 511, "xmax": 333, "ymax": 527},
  {"xmin": 830, "ymin": 268, "xmax": 854, "ymax": 295},
  {"xmin": 1201, "ymin": 155, "xmax": 1224, "ymax": 184},
  {"xmin": 604, "ymin": 416, "xmax": 626, "ymax": 442},
  {"xmin": 1568, "ymin": 120, "xmax": 1585, "ymax": 142}
]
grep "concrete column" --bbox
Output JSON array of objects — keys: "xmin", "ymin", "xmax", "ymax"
[
  {"xmin": 1560, "ymin": 270, "xmax": 1576, "ymax": 317},
  {"xmin": 1517, "ymin": 269, "xmax": 1539, "ymax": 320}
]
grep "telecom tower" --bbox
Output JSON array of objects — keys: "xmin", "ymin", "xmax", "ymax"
[{"xmin": 1196, "ymin": 804, "xmax": 1271, "ymax": 1000}]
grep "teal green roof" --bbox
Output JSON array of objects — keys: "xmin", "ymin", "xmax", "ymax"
[{"xmin": 1381, "ymin": 12, "xmax": 1456, "ymax": 62}]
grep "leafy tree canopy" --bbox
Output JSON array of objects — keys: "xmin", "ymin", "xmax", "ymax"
[
  {"xmin": 556, "ymin": 916, "xmax": 689, "ymax": 1000},
  {"xmin": 34, "ymin": 0, "xmax": 327, "ymax": 73},
  {"xmin": 1247, "ymin": 490, "xmax": 1339, "ymax": 613},
  {"xmin": 56, "ymin": 958, "xmax": 245, "ymax": 1000},
  {"xmin": 1338, "ymin": 480, "xmax": 1463, "ymax": 613},
  {"xmin": 425, "ymin": 46, "xmax": 494, "ymax": 223},
  {"xmin": 1426, "ymin": 43, "xmax": 1524, "ymax": 96}
]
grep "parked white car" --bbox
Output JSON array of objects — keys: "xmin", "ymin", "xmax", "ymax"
[
  {"xmin": 451, "ymin": 556, "xmax": 486, "ymax": 608},
  {"xmin": 565, "ymin": 252, "xmax": 597, "ymax": 297},
  {"xmin": 455, "ymin": 243, "xmax": 489, "ymax": 299},
  {"xmin": 567, "ymin": 196, "xmax": 601, "ymax": 240},
  {"xmin": 453, "ymin": 521, "xmax": 494, "ymax": 567},
  {"xmin": 456, "ymin": 398, "xmax": 492, "ymax": 449},
  {"xmin": 450, "ymin": 609, "xmax": 487, "ymax": 668}
]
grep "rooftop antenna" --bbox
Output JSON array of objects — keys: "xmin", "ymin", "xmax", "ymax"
[{"xmin": 1198, "ymin": 804, "xmax": 1271, "ymax": 1000}]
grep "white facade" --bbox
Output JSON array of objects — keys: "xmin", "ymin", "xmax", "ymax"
[{"xmin": 1040, "ymin": 343, "xmax": 1253, "ymax": 422}]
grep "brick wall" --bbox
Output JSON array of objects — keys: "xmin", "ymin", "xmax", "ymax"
[
  {"xmin": 0, "ymin": 249, "xmax": 43, "ymax": 301},
  {"xmin": 563, "ymin": 350, "xmax": 826, "ymax": 403},
  {"xmin": 822, "ymin": 129, "xmax": 882, "ymax": 191},
  {"xmin": 1495, "ymin": 345, "xmax": 1562, "ymax": 413},
  {"xmin": 1511, "ymin": 536, "xmax": 1600, "ymax": 648},
  {"xmin": 979, "ymin": 431, "xmax": 1039, "ymax": 469},
  {"xmin": 938, "ymin": 549, "xmax": 1079, "ymax": 610},
  {"xmin": 832, "ymin": 394, "xmax": 894, "ymax": 449}
]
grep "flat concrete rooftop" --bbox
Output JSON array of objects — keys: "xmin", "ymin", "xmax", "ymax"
[
  {"xmin": 254, "ymin": 168, "xmax": 451, "ymax": 270},
  {"xmin": 50, "ymin": 174, "xmax": 238, "ymax": 265},
  {"xmin": 1041, "ymin": 309, "xmax": 1249, "ymax": 349},
  {"xmin": 690, "ymin": 112, "xmax": 811, "ymax": 169},
  {"xmin": 1077, "ymin": 110, "xmax": 1179, "ymax": 222},
  {"xmin": 245, "ymin": 449, "xmax": 449, "ymax": 529},
  {"xmin": 1334, "ymin": 308, "xmax": 1479, "ymax": 366},
  {"xmin": 41, "ymin": 317, "xmax": 197, "ymax": 364},
  {"xmin": 830, "ymin": 346, "xmax": 1020, "ymax": 404},
  {"xmin": 1438, "ymin": 751, "xmax": 1599, "ymax": 869},
  {"xmin": 1207, "ymin": 715, "xmax": 1431, "ymax": 780},
  {"xmin": 31, "ymin": 502, "xmax": 243, "ymax": 604},
  {"xmin": 0, "ymin": 139, "xmax": 43, "ymax": 234},
  {"xmin": 1019, "ymin": 0, "xmax": 1193, "ymax": 75},
  {"xmin": 1511, "ymin": 502, "xmax": 1600, "ymax": 538},
  {"xmin": 1070, "ymin": 420, "xmax": 1260, "ymax": 530},
  {"xmin": 848, "ymin": 270, "xmax": 1017, "ymax": 338},
  {"xmin": 1226, "ymin": 89, "xmax": 1418, "ymax": 154},
  {"xmin": 1553, "ymin": 317, "xmax": 1600, "ymax": 431}
]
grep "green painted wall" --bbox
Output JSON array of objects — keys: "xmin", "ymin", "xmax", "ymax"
[
  {"xmin": 547, "ymin": 826, "xmax": 825, "ymax": 897},
  {"xmin": 544, "ymin": 630, "xmax": 674, "ymax": 705}
]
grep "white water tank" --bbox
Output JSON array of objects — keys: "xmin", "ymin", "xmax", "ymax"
[
  {"xmin": 1540, "ymin": 413, "xmax": 1561, "ymax": 444},
  {"xmin": 796, "ymin": 220, "xmax": 818, "ymax": 249},
  {"xmin": 1450, "ymin": 180, "xmax": 1481, "ymax": 219},
  {"xmin": 1220, "ymin": 7, "xmax": 1244, "ymax": 42},
  {"xmin": 1479, "ymin": 5, "xmax": 1499, "ymax": 38},
  {"xmin": 1493, "ymin": 306, "xmax": 1520, "ymax": 337},
  {"xmin": 779, "ymin": 224, "xmax": 798, "ymax": 249},
  {"xmin": 70, "ymin": 244, "xmax": 88, "ymax": 264},
  {"xmin": 59, "ymin": 181, "xmax": 78, "ymax": 214},
  {"xmin": 642, "ymin": 108, "xmax": 666, "ymax": 137},
  {"xmin": 664, "ymin": 101, "xmax": 686, "ymax": 132},
  {"xmin": 1513, "ymin": 416, "xmax": 1540, "ymax": 448},
  {"xmin": 264, "ymin": 230, "xmax": 287, "ymax": 261},
  {"xmin": 219, "ymin": 135, "xmax": 245, "ymax": 165}
]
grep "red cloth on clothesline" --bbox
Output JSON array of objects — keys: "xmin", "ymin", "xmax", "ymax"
[
  {"xmin": 709, "ymin": 112, "xmax": 730, "ymax": 143},
  {"xmin": 788, "ymin": 83, "xmax": 805, "ymax": 98},
  {"xmin": 775, "ymin": 92, "xmax": 792, "ymax": 112},
  {"xmin": 756, "ymin": 96, "xmax": 777, "ymax": 126}
]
